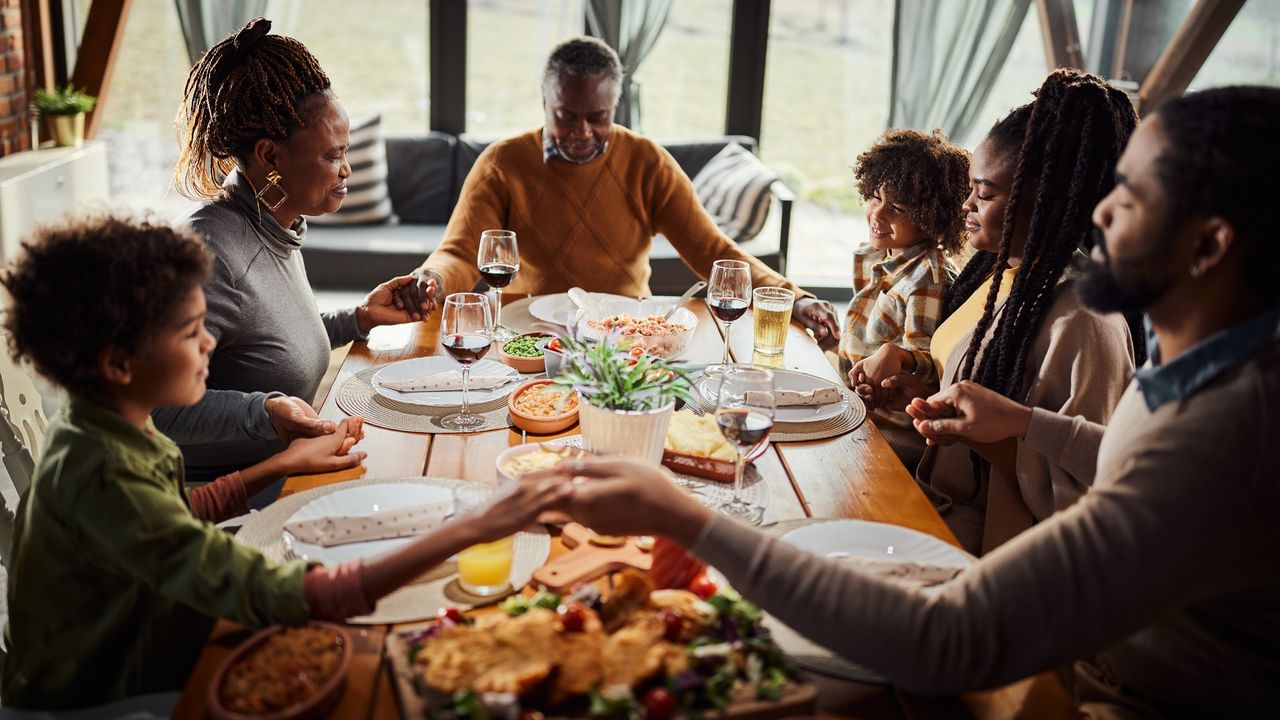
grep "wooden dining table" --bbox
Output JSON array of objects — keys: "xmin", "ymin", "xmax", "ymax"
[{"xmin": 172, "ymin": 296, "xmax": 1075, "ymax": 720}]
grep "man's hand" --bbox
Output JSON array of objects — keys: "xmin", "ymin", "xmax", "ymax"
[
  {"xmin": 793, "ymin": 297, "xmax": 841, "ymax": 351},
  {"xmin": 457, "ymin": 477, "xmax": 575, "ymax": 545},
  {"xmin": 275, "ymin": 417, "xmax": 368, "ymax": 474},
  {"xmin": 265, "ymin": 395, "xmax": 335, "ymax": 442},
  {"xmin": 905, "ymin": 380, "xmax": 1033, "ymax": 447},
  {"xmin": 388, "ymin": 268, "xmax": 442, "ymax": 323},
  {"xmin": 357, "ymin": 275, "xmax": 420, "ymax": 333},
  {"xmin": 547, "ymin": 459, "xmax": 714, "ymax": 547}
]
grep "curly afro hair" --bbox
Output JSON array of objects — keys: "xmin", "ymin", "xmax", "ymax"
[
  {"xmin": 1, "ymin": 215, "xmax": 211, "ymax": 399},
  {"xmin": 853, "ymin": 129, "xmax": 971, "ymax": 254}
]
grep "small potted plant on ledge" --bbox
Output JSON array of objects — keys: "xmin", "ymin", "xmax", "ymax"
[
  {"xmin": 34, "ymin": 84, "xmax": 97, "ymax": 148},
  {"xmin": 552, "ymin": 333, "xmax": 693, "ymax": 464}
]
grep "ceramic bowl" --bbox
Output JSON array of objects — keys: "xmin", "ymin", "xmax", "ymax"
[
  {"xmin": 495, "ymin": 440, "xmax": 597, "ymax": 485},
  {"xmin": 497, "ymin": 333, "xmax": 554, "ymax": 374},
  {"xmin": 506, "ymin": 380, "xmax": 579, "ymax": 435},
  {"xmin": 208, "ymin": 622, "xmax": 352, "ymax": 720}
]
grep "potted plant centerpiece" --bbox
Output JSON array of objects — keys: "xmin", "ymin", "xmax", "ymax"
[
  {"xmin": 552, "ymin": 332, "xmax": 693, "ymax": 464},
  {"xmin": 34, "ymin": 84, "xmax": 97, "ymax": 148}
]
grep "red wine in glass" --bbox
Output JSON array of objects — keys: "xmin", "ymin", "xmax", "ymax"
[
  {"xmin": 441, "ymin": 333, "xmax": 492, "ymax": 365},
  {"xmin": 716, "ymin": 408, "xmax": 774, "ymax": 450},
  {"xmin": 479, "ymin": 262, "xmax": 518, "ymax": 289},
  {"xmin": 708, "ymin": 297, "xmax": 749, "ymax": 323}
]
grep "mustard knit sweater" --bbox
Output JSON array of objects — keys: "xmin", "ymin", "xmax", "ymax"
[{"xmin": 424, "ymin": 126, "xmax": 805, "ymax": 299}]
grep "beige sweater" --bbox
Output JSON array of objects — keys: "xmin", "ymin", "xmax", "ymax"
[
  {"xmin": 423, "ymin": 126, "xmax": 803, "ymax": 299},
  {"xmin": 692, "ymin": 338, "xmax": 1280, "ymax": 717},
  {"xmin": 916, "ymin": 277, "xmax": 1134, "ymax": 554}
]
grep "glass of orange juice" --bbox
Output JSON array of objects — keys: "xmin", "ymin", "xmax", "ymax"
[{"xmin": 454, "ymin": 483, "xmax": 516, "ymax": 596}]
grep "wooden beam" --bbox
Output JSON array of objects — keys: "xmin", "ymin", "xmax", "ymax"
[
  {"xmin": 725, "ymin": 0, "xmax": 771, "ymax": 143},
  {"xmin": 1139, "ymin": 0, "xmax": 1245, "ymax": 113},
  {"xmin": 67, "ymin": 0, "xmax": 133, "ymax": 140},
  {"xmin": 1035, "ymin": 0, "xmax": 1085, "ymax": 70},
  {"xmin": 21, "ymin": 0, "xmax": 57, "ymax": 93}
]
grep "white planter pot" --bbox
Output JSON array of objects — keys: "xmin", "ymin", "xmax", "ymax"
[{"xmin": 578, "ymin": 399, "xmax": 675, "ymax": 465}]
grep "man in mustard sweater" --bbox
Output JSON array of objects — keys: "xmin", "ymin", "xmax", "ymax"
[{"xmin": 392, "ymin": 37, "xmax": 839, "ymax": 347}]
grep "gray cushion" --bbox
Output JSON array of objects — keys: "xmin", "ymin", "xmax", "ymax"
[
  {"xmin": 661, "ymin": 135, "xmax": 757, "ymax": 178},
  {"xmin": 385, "ymin": 133, "xmax": 455, "ymax": 224}
]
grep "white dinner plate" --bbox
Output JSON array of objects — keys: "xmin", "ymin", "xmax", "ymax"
[
  {"xmin": 755, "ymin": 519, "xmax": 973, "ymax": 683},
  {"xmin": 281, "ymin": 483, "xmax": 455, "ymax": 565},
  {"xmin": 695, "ymin": 369, "xmax": 850, "ymax": 423},
  {"xmin": 527, "ymin": 293, "xmax": 684, "ymax": 326},
  {"xmin": 371, "ymin": 357, "xmax": 519, "ymax": 408}
]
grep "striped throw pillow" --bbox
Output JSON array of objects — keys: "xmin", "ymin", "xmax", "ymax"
[
  {"xmin": 691, "ymin": 143, "xmax": 777, "ymax": 243},
  {"xmin": 307, "ymin": 114, "xmax": 395, "ymax": 225}
]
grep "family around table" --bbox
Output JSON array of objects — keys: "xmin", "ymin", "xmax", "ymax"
[{"xmin": 1, "ymin": 16, "xmax": 1276, "ymax": 717}]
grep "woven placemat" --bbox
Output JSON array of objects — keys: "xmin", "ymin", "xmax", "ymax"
[
  {"xmin": 235, "ymin": 476, "xmax": 551, "ymax": 624},
  {"xmin": 688, "ymin": 376, "xmax": 867, "ymax": 442},
  {"xmin": 335, "ymin": 366, "xmax": 545, "ymax": 433}
]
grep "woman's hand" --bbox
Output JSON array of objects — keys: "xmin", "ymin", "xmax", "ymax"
[
  {"xmin": 387, "ymin": 268, "xmax": 442, "ymax": 324},
  {"xmin": 850, "ymin": 344, "xmax": 933, "ymax": 411},
  {"xmin": 457, "ymin": 477, "xmax": 575, "ymax": 544},
  {"xmin": 793, "ymin": 298, "xmax": 841, "ymax": 351},
  {"xmin": 275, "ymin": 417, "xmax": 367, "ymax": 474},
  {"xmin": 265, "ymin": 395, "xmax": 335, "ymax": 441},
  {"xmin": 906, "ymin": 380, "xmax": 1033, "ymax": 447},
  {"xmin": 357, "ymin": 275, "xmax": 421, "ymax": 332},
  {"xmin": 548, "ymin": 459, "xmax": 714, "ymax": 547}
]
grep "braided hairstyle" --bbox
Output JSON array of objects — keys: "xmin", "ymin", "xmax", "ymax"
[
  {"xmin": 947, "ymin": 69, "xmax": 1142, "ymax": 401},
  {"xmin": 173, "ymin": 17, "xmax": 331, "ymax": 200},
  {"xmin": 853, "ymin": 129, "xmax": 972, "ymax": 254}
]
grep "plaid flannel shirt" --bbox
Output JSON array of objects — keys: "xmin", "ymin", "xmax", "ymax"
[{"xmin": 839, "ymin": 242, "xmax": 953, "ymax": 387}]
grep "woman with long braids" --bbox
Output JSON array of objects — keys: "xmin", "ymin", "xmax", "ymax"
[
  {"xmin": 155, "ymin": 18, "xmax": 417, "ymax": 487},
  {"xmin": 852, "ymin": 70, "xmax": 1140, "ymax": 554}
]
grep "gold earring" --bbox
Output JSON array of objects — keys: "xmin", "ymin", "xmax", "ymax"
[{"xmin": 255, "ymin": 170, "xmax": 289, "ymax": 212}]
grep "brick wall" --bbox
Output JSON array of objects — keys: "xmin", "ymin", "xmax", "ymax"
[{"xmin": 0, "ymin": 0, "xmax": 28, "ymax": 158}]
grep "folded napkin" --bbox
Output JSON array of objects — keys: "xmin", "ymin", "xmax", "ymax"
[
  {"xmin": 837, "ymin": 555, "xmax": 964, "ymax": 587},
  {"xmin": 284, "ymin": 500, "xmax": 454, "ymax": 547},
  {"xmin": 745, "ymin": 386, "xmax": 842, "ymax": 407},
  {"xmin": 379, "ymin": 370, "xmax": 516, "ymax": 393}
]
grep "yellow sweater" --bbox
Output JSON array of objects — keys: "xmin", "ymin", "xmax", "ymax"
[{"xmin": 425, "ymin": 126, "xmax": 805, "ymax": 299}]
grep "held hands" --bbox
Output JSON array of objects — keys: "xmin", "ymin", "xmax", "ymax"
[
  {"xmin": 357, "ymin": 274, "xmax": 423, "ymax": 332},
  {"xmin": 387, "ymin": 268, "xmax": 443, "ymax": 324},
  {"xmin": 546, "ymin": 459, "xmax": 713, "ymax": 547},
  {"xmin": 265, "ymin": 395, "xmax": 336, "ymax": 441},
  {"xmin": 905, "ymin": 380, "xmax": 1033, "ymax": 447},
  {"xmin": 458, "ymin": 477, "xmax": 575, "ymax": 545},
  {"xmin": 793, "ymin": 297, "xmax": 841, "ymax": 351},
  {"xmin": 275, "ymin": 417, "xmax": 368, "ymax": 474},
  {"xmin": 849, "ymin": 344, "xmax": 935, "ymax": 412}
]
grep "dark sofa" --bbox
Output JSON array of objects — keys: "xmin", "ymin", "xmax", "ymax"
[{"xmin": 301, "ymin": 132, "xmax": 794, "ymax": 295}]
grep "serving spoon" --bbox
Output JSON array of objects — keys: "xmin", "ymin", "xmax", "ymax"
[{"xmin": 663, "ymin": 280, "xmax": 707, "ymax": 321}]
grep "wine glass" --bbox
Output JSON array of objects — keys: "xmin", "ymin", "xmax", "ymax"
[
  {"xmin": 714, "ymin": 365, "xmax": 774, "ymax": 524},
  {"xmin": 478, "ymin": 229, "xmax": 519, "ymax": 343},
  {"xmin": 440, "ymin": 292, "xmax": 494, "ymax": 430},
  {"xmin": 706, "ymin": 259, "xmax": 751, "ymax": 373}
]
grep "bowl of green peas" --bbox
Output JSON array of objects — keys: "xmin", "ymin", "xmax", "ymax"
[{"xmin": 497, "ymin": 332, "xmax": 555, "ymax": 374}]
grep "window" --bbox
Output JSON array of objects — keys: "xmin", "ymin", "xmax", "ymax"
[
  {"xmin": 465, "ymin": 0, "xmax": 585, "ymax": 138},
  {"xmin": 631, "ymin": 0, "xmax": 732, "ymax": 139},
  {"xmin": 1189, "ymin": 0, "xmax": 1280, "ymax": 90}
]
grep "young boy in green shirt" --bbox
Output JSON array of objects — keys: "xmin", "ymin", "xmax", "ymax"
[{"xmin": 0, "ymin": 216, "xmax": 571, "ymax": 709}]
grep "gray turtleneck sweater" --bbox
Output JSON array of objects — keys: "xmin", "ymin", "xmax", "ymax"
[{"xmin": 154, "ymin": 169, "xmax": 365, "ymax": 482}]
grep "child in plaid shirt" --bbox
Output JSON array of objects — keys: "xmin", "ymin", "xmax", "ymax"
[{"xmin": 840, "ymin": 130, "xmax": 971, "ymax": 432}]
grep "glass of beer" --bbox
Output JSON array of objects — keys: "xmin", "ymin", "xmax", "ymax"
[
  {"xmin": 454, "ymin": 482, "xmax": 516, "ymax": 596},
  {"xmin": 752, "ymin": 287, "xmax": 794, "ymax": 356}
]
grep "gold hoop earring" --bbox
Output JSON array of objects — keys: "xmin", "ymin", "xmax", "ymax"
[{"xmin": 255, "ymin": 170, "xmax": 289, "ymax": 212}]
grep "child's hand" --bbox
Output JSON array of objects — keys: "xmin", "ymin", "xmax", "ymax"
[
  {"xmin": 457, "ymin": 477, "xmax": 574, "ymax": 544},
  {"xmin": 276, "ymin": 417, "xmax": 367, "ymax": 475}
]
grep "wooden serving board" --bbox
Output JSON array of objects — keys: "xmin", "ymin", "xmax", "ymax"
[
  {"xmin": 385, "ymin": 631, "xmax": 818, "ymax": 720},
  {"xmin": 531, "ymin": 523, "xmax": 653, "ymax": 592}
]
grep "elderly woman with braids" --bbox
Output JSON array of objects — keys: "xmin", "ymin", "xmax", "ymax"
[
  {"xmin": 155, "ymin": 18, "xmax": 417, "ymax": 485},
  {"xmin": 852, "ymin": 69, "xmax": 1142, "ymax": 554}
]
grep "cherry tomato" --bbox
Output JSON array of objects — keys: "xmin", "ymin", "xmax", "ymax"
[
  {"xmin": 657, "ymin": 608, "xmax": 683, "ymax": 642},
  {"xmin": 642, "ymin": 687, "xmax": 676, "ymax": 720},
  {"xmin": 688, "ymin": 573, "xmax": 718, "ymax": 600},
  {"xmin": 547, "ymin": 337, "xmax": 563, "ymax": 352},
  {"xmin": 437, "ymin": 607, "xmax": 465, "ymax": 624},
  {"xmin": 629, "ymin": 345, "xmax": 645, "ymax": 357},
  {"xmin": 557, "ymin": 602, "xmax": 589, "ymax": 632}
]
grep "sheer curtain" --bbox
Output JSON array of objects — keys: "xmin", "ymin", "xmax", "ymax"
[
  {"xmin": 585, "ymin": 0, "xmax": 673, "ymax": 131},
  {"xmin": 888, "ymin": 0, "xmax": 1032, "ymax": 143},
  {"xmin": 174, "ymin": 0, "xmax": 279, "ymax": 66}
]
